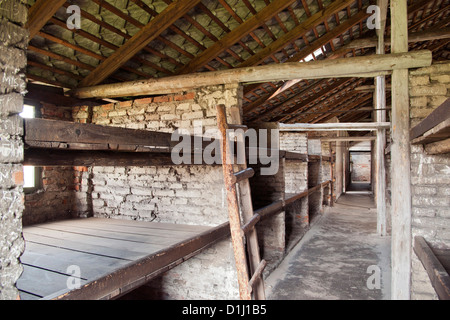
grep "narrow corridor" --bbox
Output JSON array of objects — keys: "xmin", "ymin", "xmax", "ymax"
[{"xmin": 266, "ymin": 193, "xmax": 391, "ymax": 300}]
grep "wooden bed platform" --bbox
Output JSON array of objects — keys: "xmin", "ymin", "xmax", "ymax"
[{"xmin": 17, "ymin": 218, "xmax": 229, "ymax": 300}]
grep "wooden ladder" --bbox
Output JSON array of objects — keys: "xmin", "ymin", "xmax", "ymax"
[{"xmin": 216, "ymin": 104, "xmax": 266, "ymax": 300}]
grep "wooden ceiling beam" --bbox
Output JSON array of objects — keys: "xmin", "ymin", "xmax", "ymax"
[
  {"xmin": 176, "ymin": 0, "xmax": 298, "ymax": 75},
  {"xmin": 26, "ymin": 0, "xmax": 66, "ymax": 39},
  {"xmin": 274, "ymin": 78, "xmax": 354, "ymax": 122},
  {"xmin": 78, "ymin": 0, "xmax": 203, "ymax": 87},
  {"xmin": 72, "ymin": 50, "xmax": 432, "ymax": 99}
]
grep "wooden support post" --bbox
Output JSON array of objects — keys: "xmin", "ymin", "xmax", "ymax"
[
  {"xmin": 375, "ymin": 0, "xmax": 388, "ymax": 237},
  {"xmin": 390, "ymin": 0, "xmax": 412, "ymax": 300}
]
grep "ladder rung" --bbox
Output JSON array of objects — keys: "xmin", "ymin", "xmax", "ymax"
[
  {"xmin": 231, "ymin": 168, "xmax": 255, "ymax": 184},
  {"xmin": 248, "ymin": 259, "xmax": 267, "ymax": 293},
  {"xmin": 241, "ymin": 213, "xmax": 261, "ymax": 235}
]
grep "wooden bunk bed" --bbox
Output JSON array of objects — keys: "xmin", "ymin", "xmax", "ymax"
[{"xmin": 20, "ymin": 117, "xmax": 319, "ymax": 300}]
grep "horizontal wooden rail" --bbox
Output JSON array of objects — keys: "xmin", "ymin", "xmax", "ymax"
[{"xmin": 72, "ymin": 51, "xmax": 432, "ymax": 98}]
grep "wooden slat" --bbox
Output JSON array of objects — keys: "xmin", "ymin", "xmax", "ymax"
[
  {"xmin": 390, "ymin": 0, "xmax": 412, "ymax": 300},
  {"xmin": 78, "ymin": 0, "xmax": 203, "ymax": 87},
  {"xmin": 20, "ymin": 242, "xmax": 130, "ymax": 280},
  {"xmin": 239, "ymin": 0, "xmax": 363, "ymax": 68},
  {"xmin": 17, "ymin": 265, "xmax": 87, "ymax": 299}
]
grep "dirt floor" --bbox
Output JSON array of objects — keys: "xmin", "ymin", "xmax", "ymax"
[{"xmin": 265, "ymin": 189, "xmax": 391, "ymax": 300}]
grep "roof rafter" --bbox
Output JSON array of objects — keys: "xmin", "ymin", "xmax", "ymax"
[
  {"xmin": 175, "ymin": 0, "xmax": 298, "ymax": 75},
  {"xmin": 26, "ymin": 0, "xmax": 66, "ymax": 39}
]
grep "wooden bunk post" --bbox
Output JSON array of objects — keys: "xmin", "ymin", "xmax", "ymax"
[
  {"xmin": 329, "ymin": 142, "xmax": 334, "ymax": 207},
  {"xmin": 216, "ymin": 105, "xmax": 266, "ymax": 300},
  {"xmin": 390, "ymin": 0, "xmax": 412, "ymax": 300}
]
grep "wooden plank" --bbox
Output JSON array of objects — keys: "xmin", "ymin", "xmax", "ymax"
[
  {"xmin": 176, "ymin": 0, "xmax": 297, "ymax": 75},
  {"xmin": 44, "ymin": 222, "xmax": 230, "ymax": 300},
  {"xmin": 414, "ymin": 236, "xmax": 450, "ymax": 300},
  {"xmin": 26, "ymin": 0, "xmax": 66, "ymax": 38},
  {"xmin": 26, "ymin": 224, "xmax": 183, "ymax": 248},
  {"xmin": 78, "ymin": 0, "xmax": 203, "ymax": 87},
  {"xmin": 23, "ymin": 148, "xmax": 195, "ymax": 167},
  {"xmin": 410, "ymin": 98, "xmax": 450, "ymax": 140},
  {"xmin": 46, "ymin": 219, "xmax": 208, "ymax": 239},
  {"xmin": 216, "ymin": 105, "xmax": 252, "ymax": 300},
  {"xmin": 233, "ymin": 107, "xmax": 265, "ymax": 300},
  {"xmin": 390, "ymin": 0, "xmax": 412, "ymax": 300},
  {"xmin": 73, "ymin": 51, "xmax": 432, "ymax": 99}
]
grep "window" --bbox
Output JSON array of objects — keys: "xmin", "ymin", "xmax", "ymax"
[{"xmin": 20, "ymin": 105, "xmax": 40, "ymax": 192}]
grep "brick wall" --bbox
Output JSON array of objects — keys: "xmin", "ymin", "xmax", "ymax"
[
  {"xmin": 0, "ymin": 0, "xmax": 27, "ymax": 300},
  {"xmin": 74, "ymin": 85, "xmax": 242, "ymax": 299},
  {"xmin": 409, "ymin": 62, "xmax": 450, "ymax": 300}
]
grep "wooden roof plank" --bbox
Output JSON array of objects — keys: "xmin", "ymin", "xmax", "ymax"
[{"xmin": 78, "ymin": 0, "xmax": 203, "ymax": 87}]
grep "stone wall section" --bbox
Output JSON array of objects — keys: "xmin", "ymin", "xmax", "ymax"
[{"xmin": 409, "ymin": 62, "xmax": 450, "ymax": 300}]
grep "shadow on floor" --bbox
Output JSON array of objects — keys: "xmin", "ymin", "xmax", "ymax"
[{"xmin": 265, "ymin": 193, "xmax": 391, "ymax": 300}]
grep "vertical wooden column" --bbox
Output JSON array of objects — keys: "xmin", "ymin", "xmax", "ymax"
[
  {"xmin": 329, "ymin": 142, "xmax": 334, "ymax": 207},
  {"xmin": 375, "ymin": 0, "xmax": 388, "ymax": 236},
  {"xmin": 390, "ymin": 0, "xmax": 412, "ymax": 300}
]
